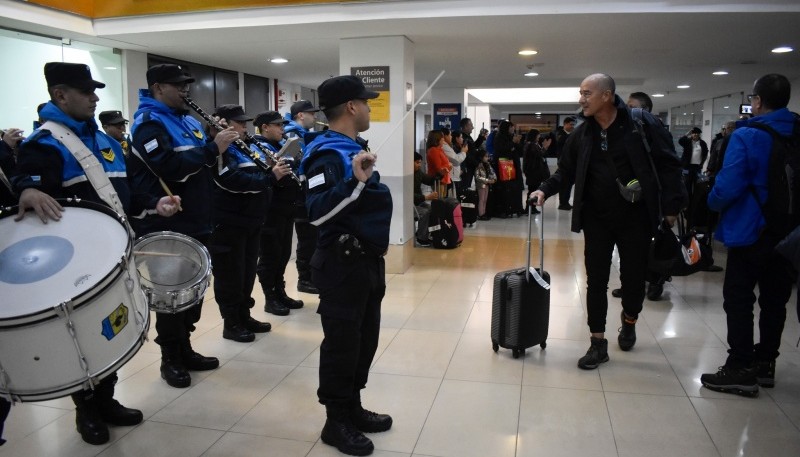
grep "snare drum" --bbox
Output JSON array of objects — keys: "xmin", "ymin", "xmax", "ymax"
[
  {"xmin": 0, "ymin": 199, "xmax": 149, "ymax": 402},
  {"xmin": 133, "ymin": 231, "xmax": 211, "ymax": 314}
]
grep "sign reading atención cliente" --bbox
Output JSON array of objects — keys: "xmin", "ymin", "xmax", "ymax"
[{"xmin": 352, "ymin": 66, "xmax": 390, "ymax": 122}]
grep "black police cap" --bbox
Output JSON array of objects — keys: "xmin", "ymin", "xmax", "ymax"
[
  {"xmin": 44, "ymin": 62, "xmax": 105, "ymax": 90},
  {"xmin": 147, "ymin": 64, "xmax": 195, "ymax": 86},
  {"xmin": 317, "ymin": 75, "xmax": 379, "ymax": 110}
]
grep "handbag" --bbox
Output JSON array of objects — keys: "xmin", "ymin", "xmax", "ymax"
[{"xmin": 497, "ymin": 158, "xmax": 516, "ymax": 181}]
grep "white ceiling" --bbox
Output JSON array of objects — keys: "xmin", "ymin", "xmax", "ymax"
[{"xmin": 2, "ymin": 0, "xmax": 800, "ymax": 113}]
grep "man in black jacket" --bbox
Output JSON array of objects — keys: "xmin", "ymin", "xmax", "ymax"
[
  {"xmin": 530, "ymin": 73, "xmax": 686, "ymax": 370},
  {"xmin": 678, "ymin": 127, "xmax": 708, "ymax": 200}
]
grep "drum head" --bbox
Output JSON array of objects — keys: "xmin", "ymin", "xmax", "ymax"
[
  {"xmin": 134, "ymin": 233, "xmax": 209, "ymax": 291},
  {"xmin": 0, "ymin": 204, "xmax": 128, "ymax": 319}
]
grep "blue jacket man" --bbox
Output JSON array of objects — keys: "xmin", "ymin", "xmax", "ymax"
[{"xmin": 701, "ymin": 73, "xmax": 796, "ymax": 397}]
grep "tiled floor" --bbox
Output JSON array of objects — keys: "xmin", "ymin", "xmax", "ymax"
[{"xmin": 2, "ymin": 205, "xmax": 800, "ymax": 456}]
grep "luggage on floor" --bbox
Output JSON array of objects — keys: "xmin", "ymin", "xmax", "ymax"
[
  {"xmin": 428, "ymin": 183, "xmax": 464, "ymax": 249},
  {"xmin": 459, "ymin": 188, "xmax": 478, "ymax": 225},
  {"xmin": 491, "ymin": 206, "xmax": 550, "ymax": 358}
]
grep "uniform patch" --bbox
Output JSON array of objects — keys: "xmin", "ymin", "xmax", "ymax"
[
  {"xmin": 101, "ymin": 148, "xmax": 115, "ymax": 162},
  {"xmin": 308, "ymin": 172, "xmax": 326, "ymax": 189},
  {"xmin": 100, "ymin": 303, "xmax": 129, "ymax": 341},
  {"xmin": 144, "ymin": 138, "xmax": 159, "ymax": 153},
  {"xmin": 31, "ymin": 175, "xmax": 41, "ymax": 183},
  {"xmin": 192, "ymin": 129, "xmax": 203, "ymax": 140}
]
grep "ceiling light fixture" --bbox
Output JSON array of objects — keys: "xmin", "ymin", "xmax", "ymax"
[
  {"xmin": 772, "ymin": 46, "xmax": 794, "ymax": 53},
  {"xmin": 524, "ymin": 72, "xmax": 539, "ymax": 77},
  {"xmin": 677, "ymin": 85, "xmax": 690, "ymax": 89},
  {"xmin": 652, "ymin": 93, "xmax": 665, "ymax": 97},
  {"xmin": 268, "ymin": 57, "xmax": 289, "ymax": 64},
  {"xmin": 419, "ymin": 102, "xmax": 428, "ymax": 105},
  {"xmin": 103, "ymin": 66, "xmax": 117, "ymax": 70},
  {"xmin": 518, "ymin": 50, "xmax": 538, "ymax": 56},
  {"xmin": 712, "ymin": 71, "xmax": 729, "ymax": 75}
]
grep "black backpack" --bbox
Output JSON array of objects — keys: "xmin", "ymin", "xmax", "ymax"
[{"xmin": 748, "ymin": 114, "xmax": 800, "ymax": 237}]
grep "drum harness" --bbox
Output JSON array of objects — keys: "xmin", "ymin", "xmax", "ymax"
[{"xmin": 34, "ymin": 121, "xmax": 147, "ymax": 392}]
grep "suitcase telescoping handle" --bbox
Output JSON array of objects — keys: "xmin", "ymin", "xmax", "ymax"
[{"xmin": 526, "ymin": 205, "xmax": 550, "ymax": 289}]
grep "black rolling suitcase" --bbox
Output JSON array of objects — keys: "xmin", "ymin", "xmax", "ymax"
[
  {"xmin": 491, "ymin": 206, "xmax": 550, "ymax": 358},
  {"xmin": 459, "ymin": 188, "xmax": 478, "ymax": 226},
  {"xmin": 428, "ymin": 181, "xmax": 464, "ymax": 249}
]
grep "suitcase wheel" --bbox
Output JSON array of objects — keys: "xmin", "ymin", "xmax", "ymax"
[
  {"xmin": 540, "ymin": 342, "xmax": 547, "ymax": 349},
  {"xmin": 492, "ymin": 342, "xmax": 499, "ymax": 353},
  {"xmin": 512, "ymin": 348, "xmax": 525, "ymax": 359}
]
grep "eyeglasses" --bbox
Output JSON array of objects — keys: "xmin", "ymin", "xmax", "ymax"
[
  {"xmin": 747, "ymin": 93, "xmax": 759, "ymax": 102},
  {"xmin": 600, "ymin": 129, "xmax": 608, "ymax": 152}
]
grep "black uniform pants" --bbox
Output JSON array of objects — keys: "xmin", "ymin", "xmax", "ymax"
[
  {"xmin": 209, "ymin": 224, "xmax": 261, "ymax": 320},
  {"xmin": 0, "ymin": 396, "xmax": 9, "ymax": 445},
  {"xmin": 314, "ymin": 250, "xmax": 385, "ymax": 410},
  {"xmin": 582, "ymin": 203, "xmax": 651, "ymax": 333},
  {"xmin": 258, "ymin": 212, "xmax": 295, "ymax": 289},
  {"xmin": 155, "ymin": 233, "xmax": 210, "ymax": 349},
  {"xmin": 295, "ymin": 218, "xmax": 318, "ymax": 282},
  {"xmin": 723, "ymin": 232, "xmax": 792, "ymax": 368}
]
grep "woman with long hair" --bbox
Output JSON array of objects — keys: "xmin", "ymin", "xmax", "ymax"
[{"xmin": 426, "ymin": 129, "xmax": 451, "ymax": 196}]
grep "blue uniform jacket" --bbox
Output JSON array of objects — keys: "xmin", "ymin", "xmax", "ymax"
[
  {"xmin": 13, "ymin": 102, "xmax": 131, "ymax": 213},
  {"xmin": 708, "ymin": 108, "xmax": 796, "ymax": 247},
  {"xmin": 300, "ymin": 130, "xmax": 392, "ymax": 254},
  {"xmin": 212, "ymin": 141, "xmax": 273, "ymax": 227}
]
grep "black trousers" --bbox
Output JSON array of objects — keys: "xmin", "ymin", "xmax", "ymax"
[
  {"xmin": 155, "ymin": 233, "xmax": 210, "ymax": 349},
  {"xmin": 0, "ymin": 396, "xmax": 9, "ymax": 445},
  {"xmin": 209, "ymin": 224, "xmax": 261, "ymax": 320},
  {"xmin": 559, "ymin": 175, "xmax": 574, "ymax": 206},
  {"xmin": 295, "ymin": 219, "xmax": 318, "ymax": 282},
  {"xmin": 314, "ymin": 250, "xmax": 385, "ymax": 409},
  {"xmin": 723, "ymin": 232, "xmax": 793, "ymax": 368},
  {"xmin": 258, "ymin": 212, "xmax": 295, "ymax": 289},
  {"xmin": 582, "ymin": 203, "xmax": 651, "ymax": 333}
]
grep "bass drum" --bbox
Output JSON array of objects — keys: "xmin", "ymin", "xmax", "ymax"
[{"xmin": 0, "ymin": 199, "xmax": 149, "ymax": 402}]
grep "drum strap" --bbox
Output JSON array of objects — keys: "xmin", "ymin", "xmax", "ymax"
[
  {"xmin": 0, "ymin": 165, "xmax": 13, "ymax": 197},
  {"xmin": 41, "ymin": 121, "xmax": 127, "ymax": 217}
]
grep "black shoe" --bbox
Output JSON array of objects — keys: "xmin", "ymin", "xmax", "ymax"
[
  {"xmin": 182, "ymin": 345, "xmax": 220, "ymax": 371},
  {"xmin": 577, "ymin": 337, "xmax": 609, "ymax": 370},
  {"xmin": 276, "ymin": 287, "xmax": 304, "ymax": 310},
  {"xmin": 351, "ymin": 406, "xmax": 392, "ymax": 433},
  {"xmin": 297, "ymin": 279, "xmax": 319, "ymax": 294},
  {"xmin": 646, "ymin": 282, "xmax": 663, "ymax": 301},
  {"xmin": 611, "ymin": 288, "xmax": 623, "ymax": 298},
  {"xmin": 755, "ymin": 359, "xmax": 776, "ymax": 388},
  {"xmin": 223, "ymin": 320, "xmax": 255, "ymax": 343},
  {"xmin": 618, "ymin": 311, "xmax": 637, "ymax": 351},
  {"xmin": 478, "ymin": 215, "xmax": 491, "ymax": 221},
  {"xmin": 243, "ymin": 316, "xmax": 271, "ymax": 333},
  {"xmin": 320, "ymin": 418, "xmax": 374, "ymax": 456},
  {"xmin": 264, "ymin": 296, "xmax": 290, "ymax": 316},
  {"xmin": 700, "ymin": 365, "xmax": 759, "ymax": 397},
  {"xmin": 558, "ymin": 203, "xmax": 573, "ymax": 210},
  {"xmin": 160, "ymin": 359, "xmax": 191, "ymax": 388},
  {"xmin": 99, "ymin": 399, "xmax": 143, "ymax": 426},
  {"xmin": 75, "ymin": 407, "xmax": 109, "ymax": 445},
  {"xmin": 416, "ymin": 238, "xmax": 432, "ymax": 247},
  {"xmin": 705, "ymin": 264, "xmax": 724, "ymax": 272}
]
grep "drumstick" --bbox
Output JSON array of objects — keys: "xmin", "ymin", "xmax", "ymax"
[
  {"xmin": 134, "ymin": 251, "xmax": 183, "ymax": 257},
  {"xmin": 158, "ymin": 178, "xmax": 183, "ymax": 212}
]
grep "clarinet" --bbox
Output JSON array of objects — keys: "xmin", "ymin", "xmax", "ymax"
[{"xmin": 182, "ymin": 96, "xmax": 301, "ymax": 185}]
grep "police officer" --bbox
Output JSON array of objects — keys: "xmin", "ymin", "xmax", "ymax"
[
  {"xmin": 253, "ymin": 111, "xmax": 304, "ymax": 315},
  {"xmin": 99, "ymin": 110, "xmax": 131, "ymax": 156},
  {"xmin": 12, "ymin": 62, "xmax": 180, "ymax": 445},
  {"xmin": 285, "ymin": 100, "xmax": 321, "ymax": 295},
  {"xmin": 300, "ymin": 75, "xmax": 393, "ymax": 456},
  {"xmin": 128, "ymin": 64, "xmax": 238, "ymax": 388}
]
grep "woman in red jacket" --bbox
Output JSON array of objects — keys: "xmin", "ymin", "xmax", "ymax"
[{"xmin": 426, "ymin": 129, "xmax": 451, "ymax": 196}]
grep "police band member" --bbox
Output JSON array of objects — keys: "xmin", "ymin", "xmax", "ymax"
[
  {"xmin": 285, "ymin": 100, "xmax": 322, "ymax": 295},
  {"xmin": 99, "ymin": 110, "xmax": 130, "ymax": 156},
  {"xmin": 12, "ymin": 62, "xmax": 179, "ymax": 445},
  {"xmin": 207, "ymin": 104, "xmax": 289, "ymax": 343},
  {"xmin": 253, "ymin": 111, "xmax": 305, "ymax": 316},
  {"xmin": 299, "ymin": 75, "xmax": 393, "ymax": 456},
  {"xmin": 128, "ymin": 64, "xmax": 238, "ymax": 388}
]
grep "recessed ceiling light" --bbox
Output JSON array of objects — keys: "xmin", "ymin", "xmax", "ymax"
[
  {"xmin": 518, "ymin": 50, "xmax": 538, "ymax": 56},
  {"xmin": 677, "ymin": 85, "xmax": 690, "ymax": 89},
  {"xmin": 652, "ymin": 93, "xmax": 665, "ymax": 97},
  {"xmin": 524, "ymin": 72, "xmax": 539, "ymax": 77},
  {"xmin": 534, "ymin": 112, "xmax": 542, "ymax": 115},
  {"xmin": 772, "ymin": 46, "xmax": 794, "ymax": 53},
  {"xmin": 419, "ymin": 102, "xmax": 428, "ymax": 105},
  {"xmin": 103, "ymin": 66, "xmax": 117, "ymax": 70},
  {"xmin": 268, "ymin": 58, "xmax": 289, "ymax": 64},
  {"xmin": 713, "ymin": 71, "xmax": 729, "ymax": 76},
  {"xmin": 723, "ymin": 106, "xmax": 730, "ymax": 109}
]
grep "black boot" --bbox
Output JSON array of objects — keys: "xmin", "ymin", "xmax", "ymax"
[
  {"xmin": 320, "ymin": 407, "xmax": 374, "ymax": 456},
  {"xmin": 350, "ymin": 395, "xmax": 392, "ymax": 433},
  {"xmin": 241, "ymin": 314, "xmax": 272, "ymax": 333},
  {"xmin": 263, "ymin": 286, "xmax": 290, "ymax": 316},
  {"xmin": 94, "ymin": 375, "xmax": 143, "ymax": 427},
  {"xmin": 72, "ymin": 391, "xmax": 109, "ymax": 445},
  {"xmin": 297, "ymin": 278, "xmax": 319, "ymax": 294},
  {"xmin": 276, "ymin": 281, "xmax": 304, "ymax": 309},
  {"xmin": 160, "ymin": 345, "xmax": 191, "ymax": 388},
  {"xmin": 223, "ymin": 318, "xmax": 255, "ymax": 343},
  {"xmin": 182, "ymin": 340, "xmax": 219, "ymax": 371}
]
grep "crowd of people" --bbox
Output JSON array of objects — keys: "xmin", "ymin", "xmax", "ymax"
[{"xmin": 0, "ymin": 64, "xmax": 797, "ymax": 457}]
